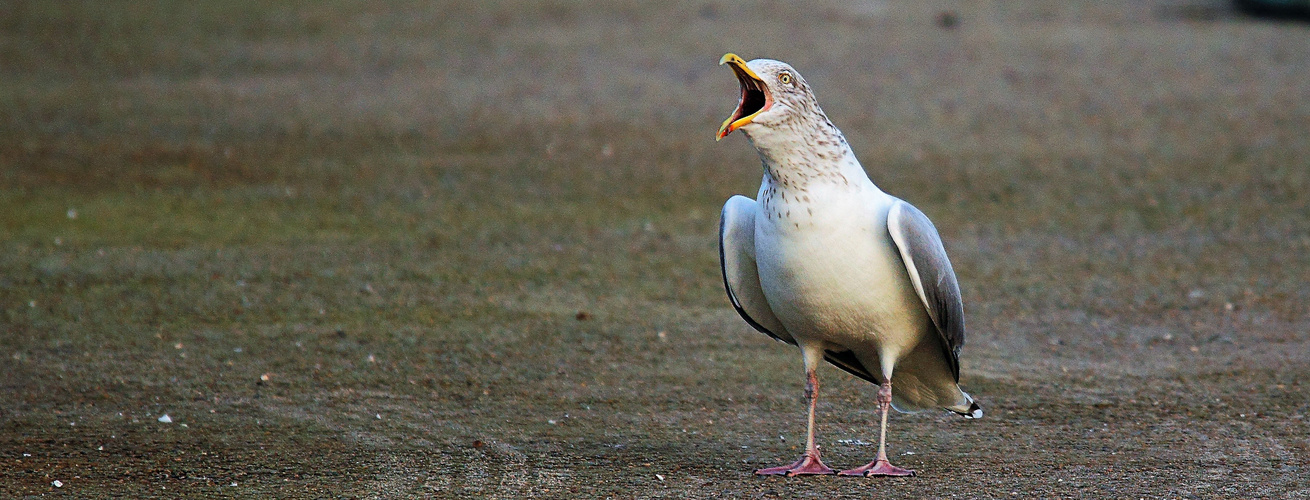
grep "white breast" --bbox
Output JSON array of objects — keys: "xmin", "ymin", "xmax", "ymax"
[{"xmin": 752, "ymin": 181, "xmax": 931, "ymax": 362}]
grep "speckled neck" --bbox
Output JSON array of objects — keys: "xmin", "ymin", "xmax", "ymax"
[{"xmin": 742, "ymin": 108, "xmax": 864, "ymax": 192}]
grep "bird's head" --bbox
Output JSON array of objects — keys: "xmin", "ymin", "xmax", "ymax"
[{"xmin": 716, "ymin": 53, "xmax": 821, "ymax": 141}]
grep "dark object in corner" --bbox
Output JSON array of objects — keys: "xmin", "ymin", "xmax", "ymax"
[{"xmin": 1235, "ymin": 0, "xmax": 1310, "ymax": 19}]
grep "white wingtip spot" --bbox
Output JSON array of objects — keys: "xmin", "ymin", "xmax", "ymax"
[{"xmin": 968, "ymin": 408, "xmax": 983, "ymax": 419}]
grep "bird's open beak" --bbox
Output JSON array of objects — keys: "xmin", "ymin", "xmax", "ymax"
[{"xmin": 717, "ymin": 53, "xmax": 772, "ymax": 141}]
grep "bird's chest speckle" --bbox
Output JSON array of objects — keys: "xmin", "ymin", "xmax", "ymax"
[
  {"xmin": 757, "ymin": 168, "xmax": 850, "ymax": 225},
  {"xmin": 758, "ymin": 184, "xmax": 819, "ymax": 226}
]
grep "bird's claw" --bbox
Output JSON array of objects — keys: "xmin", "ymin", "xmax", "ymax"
[
  {"xmin": 838, "ymin": 458, "xmax": 916, "ymax": 477},
  {"xmin": 754, "ymin": 452, "xmax": 835, "ymax": 476}
]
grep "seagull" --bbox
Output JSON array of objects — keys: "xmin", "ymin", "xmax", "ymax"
[{"xmin": 715, "ymin": 53, "xmax": 981, "ymax": 477}]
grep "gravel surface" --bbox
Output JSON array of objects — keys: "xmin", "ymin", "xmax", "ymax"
[{"xmin": 2, "ymin": 1, "xmax": 1308, "ymax": 497}]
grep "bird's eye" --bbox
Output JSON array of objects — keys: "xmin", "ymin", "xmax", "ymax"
[{"xmin": 779, "ymin": 72, "xmax": 793, "ymax": 85}]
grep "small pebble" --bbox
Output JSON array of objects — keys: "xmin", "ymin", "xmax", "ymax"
[
  {"xmin": 53, "ymin": 480, "xmax": 63, "ymax": 488},
  {"xmin": 158, "ymin": 414, "xmax": 173, "ymax": 423}
]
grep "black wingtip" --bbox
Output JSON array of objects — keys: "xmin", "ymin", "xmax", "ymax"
[{"xmin": 961, "ymin": 401, "xmax": 983, "ymax": 419}]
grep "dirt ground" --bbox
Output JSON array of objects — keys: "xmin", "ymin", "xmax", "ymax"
[{"xmin": 2, "ymin": 0, "xmax": 1309, "ymax": 498}]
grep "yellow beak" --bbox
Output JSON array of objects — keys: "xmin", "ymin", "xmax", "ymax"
[{"xmin": 716, "ymin": 53, "xmax": 772, "ymax": 141}]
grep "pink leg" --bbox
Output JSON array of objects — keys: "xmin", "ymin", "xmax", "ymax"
[
  {"xmin": 755, "ymin": 367, "xmax": 835, "ymax": 476},
  {"xmin": 838, "ymin": 380, "xmax": 916, "ymax": 477}
]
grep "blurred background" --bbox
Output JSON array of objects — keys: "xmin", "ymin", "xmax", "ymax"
[{"xmin": 2, "ymin": 0, "xmax": 1308, "ymax": 497}]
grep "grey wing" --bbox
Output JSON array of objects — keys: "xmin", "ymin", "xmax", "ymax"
[
  {"xmin": 886, "ymin": 199, "xmax": 966, "ymax": 382},
  {"xmin": 720, "ymin": 195, "xmax": 795, "ymax": 345}
]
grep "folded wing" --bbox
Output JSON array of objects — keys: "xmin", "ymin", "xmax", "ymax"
[
  {"xmin": 720, "ymin": 195, "xmax": 794, "ymax": 345},
  {"xmin": 886, "ymin": 200, "xmax": 966, "ymax": 382}
]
